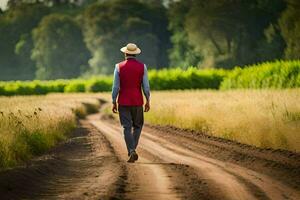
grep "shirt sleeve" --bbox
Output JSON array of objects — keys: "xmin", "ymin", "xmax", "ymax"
[
  {"xmin": 142, "ymin": 64, "xmax": 150, "ymax": 101},
  {"xmin": 112, "ymin": 64, "xmax": 120, "ymax": 104}
]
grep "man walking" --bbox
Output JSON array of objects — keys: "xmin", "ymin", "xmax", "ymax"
[{"xmin": 112, "ymin": 43, "xmax": 150, "ymax": 163}]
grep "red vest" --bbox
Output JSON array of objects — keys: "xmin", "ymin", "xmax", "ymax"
[{"xmin": 118, "ymin": 58, "xmax": 144, "ymax": 106}]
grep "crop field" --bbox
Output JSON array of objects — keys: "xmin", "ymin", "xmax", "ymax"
[{"xmin": 0, "ymin": 94, "xmax": 101, "ymax": 169}]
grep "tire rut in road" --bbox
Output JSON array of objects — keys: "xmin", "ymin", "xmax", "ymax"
[
  {"xmin": 89, "ymin": 115, "xmax": 181, "ymax": 200},
  {"xmin": 144, "ymin": 124, "xmax": 300, "ymax": 189},
  {"xmin": 102, "ymin": 119, "xmax": 257, "ymax": 200},
  {"xmin": 91, "ymin": 118, "xmax": 234, "ymax": 200},
  {"xmin": 140, "ymin": 128, "xmax": 300, "ymax": 200},
  {"xmin": 140, "ymin": 132, "xmax": 270, "ymax": 199}
]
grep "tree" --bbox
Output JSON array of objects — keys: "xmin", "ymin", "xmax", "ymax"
[
  {"xmin": 0, "ymin": 3, "xmax": 50, "ymax": 80},
  {"xmin": 82, "ymin": 0, "xmax": 170, "ymax": 74},
  {"xmin": 7, "ymin": 0, "xmax": 81, "ymax": 7},
  {"xmin": 31, "ymin": 14, "xmax": 90, "ymax": 79},
  {"xmin": 14, "ymin": 33, "xmax": 36, "ymax": 79},
  {"xmin": 279, "ymin": 0, "xmax": 300, "ymax": 59},
  {"xmin": 168, "ymin": 0, "xmax": 286, "ymax": 68},
  {"xmin": 168, "ymin": 0, "xmax": 202, "ymax": 68}
]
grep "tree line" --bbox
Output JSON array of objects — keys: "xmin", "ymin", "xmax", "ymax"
[{"xmin": 0, "ymin": 0, "xmax": 299, "ymax": 80}]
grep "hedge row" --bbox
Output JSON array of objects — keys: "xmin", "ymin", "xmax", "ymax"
[
  {"xmin": 0, "ymin": 77, "xmax": 113, "ymax": 96},
  {"xmin": 220, "ymin": 60, "xmax": 300, "ymax": 89},
  {"xmin": 0, "ymin": 68, "xmax": 227, "ymax": 95},
  {"xmin": 0, "ymin": 60, "xmax": 299, "ymax": 95},
  {"xmin": 148, "ymin": 68, "xmax": 227, "ymax": 90}
]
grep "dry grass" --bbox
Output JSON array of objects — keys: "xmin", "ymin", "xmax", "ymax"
[
  {"xmin": 144, "ymin": 89, "xmax": 300, "ymax": 152},
  {"xmin": 0, "ymin": 94, "xmax": 101, "ymax": 169}
]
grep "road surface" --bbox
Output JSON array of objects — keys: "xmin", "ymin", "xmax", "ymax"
[{"xmin": 0, "ymin": 106, "xmax": 299, "ymax": 200}]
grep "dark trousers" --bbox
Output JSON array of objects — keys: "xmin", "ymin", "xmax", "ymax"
[{"xmin": 118, "ymin": 105, "xmax": 144, "ymax": 156}]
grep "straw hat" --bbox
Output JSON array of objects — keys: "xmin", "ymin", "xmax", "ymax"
[{"xmin": 120, "ymin": 43, "xmax": 141, "ymax": 55}]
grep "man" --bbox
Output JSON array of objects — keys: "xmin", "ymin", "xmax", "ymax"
[{"xmin": 112, "ymin": 43, "xmax": 150, "ymax": 163}]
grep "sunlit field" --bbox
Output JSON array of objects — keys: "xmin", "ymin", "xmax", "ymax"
[
  {"xmin": 144, "ymin": 90, "xmax": 300, "ymax": 152},
  {"xmin": 0, "ymin": 94, "xmax": 101, "ymax": 169}
]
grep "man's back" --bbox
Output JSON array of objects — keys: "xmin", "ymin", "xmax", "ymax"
[{"xmin": 118, "ymin": 58, "xmax": 144, "ymax": 106}]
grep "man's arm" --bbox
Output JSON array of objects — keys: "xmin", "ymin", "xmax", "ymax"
[
  {"xmin": 142, "ymin": 64, "xmax": 150, "ymax": 112},
  {"xmin": 112, "ymin": 64, "xmax": 120, "ymax": 113}
]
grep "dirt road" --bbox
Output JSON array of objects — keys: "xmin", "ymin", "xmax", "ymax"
[{"xmin": 0, "ymin": 107, "xmax": 300, "ymax": 200}]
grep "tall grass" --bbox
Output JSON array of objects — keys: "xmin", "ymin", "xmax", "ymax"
[
  {"xmin": 0, "ymin": 94, "xmax": 101, "ymax": 169},
  {"xmin": 144, "ymin": 90, "xmax": 300, "ymax": 152}
]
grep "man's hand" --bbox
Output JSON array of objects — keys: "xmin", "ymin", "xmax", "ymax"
[
  {"xmin": 112, "ymin": 103, "xmax": 118, "ymax": 113},
  {"xmin": 144, "ymin": 101, "xmax": 150, "ymax": 112}
]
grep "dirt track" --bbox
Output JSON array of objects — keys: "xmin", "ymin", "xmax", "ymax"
[{"xmin": 0, "ymin": 106, "xmax": 300, "ymax": 200}]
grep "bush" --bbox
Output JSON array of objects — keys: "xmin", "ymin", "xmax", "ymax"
[
  {"xmin": 148, "ymin": 68, "xmax": 227, "ymax": 90},
  {"xmin": 43, "ymin": 80, "xmax": 68, "ymax": 93},
  {"xmin": 0, "ymin": 80, "xmax": 68, "ymax": 96},
  {"xmin": 64, "ymin": 80, "xmax": 86, "ymax": 93},
  {"xmin": 221, "ymin": 60, "xmax": 300, "ymax": 89},
  {"xmin": 85, "ymin": 77, "xmax": 113, "ymax": 92},
  {"xmin": 0, "ymin": 68, "xmax": 228, "ymax": 96}
]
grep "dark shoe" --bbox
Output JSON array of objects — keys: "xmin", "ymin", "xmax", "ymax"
[
  {"xmin": 134, "ymin": 152, "xmax": 138, "ymax": 161},
  {"xmin": 127, "ymin": 151, "xmax": 137, "ymax": 163}
]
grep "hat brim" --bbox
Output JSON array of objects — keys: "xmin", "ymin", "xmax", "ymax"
[{"xmin": 120, "ymin": 46, "xmax": 141, "ymax": 55}]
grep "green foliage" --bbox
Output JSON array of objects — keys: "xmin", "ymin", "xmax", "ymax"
[
  {"xmin": 0, "ymin": 3, "xmax": 50, "ymax": 80},
  {"xmin": 221, "ymin": 60, "xmax": 300, "ymax": 89},
  {"xmin": 1, "ymin": 60, "xmax": 300, "ymax": 96},
  {"xmin": 168, "ymin": 1, "xmax": 202, "ymax": 68},
  {"xmin": 64, "ymin": 80, "xmax": 86, "ymax": 93},
  {"xmin": 0, "ymin": 68, "xmax": 226, "ymax": 96},
  {"xmin": 168, "ymin": 0, "xmax": 286, "ymax": 68},
  {"xmin": 279, "ymin": 1, "xmax": 300, "ymax": 59},
  {"xmin": 21, "ymin": 131, "xmax": 55, "ymax": 155},
  {"xmin": 85, "ymin": 77, "xmax": 113, "ymax": 92},
  {"xmin": 148, "ymin": 68, "xmax": 227, "ymax": 90},
  {"xmin": 0, "ymin": 80, "xmax": 68, "ymax": 96},
  {"xmin": 1, "ymin": 0, "xmax": 300, "ymax": 81},
  {"xmin": 82, "ymin": 0, "xmax": 170, "ymax": 73},
  {"xmin": 32, "ymin": 13, "xmax": 90, "ymax": 80}
]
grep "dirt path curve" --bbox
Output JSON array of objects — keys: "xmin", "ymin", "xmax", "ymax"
[{"xmin": 1, "ymin": 105, "xmax": 299, "ymax": 200}]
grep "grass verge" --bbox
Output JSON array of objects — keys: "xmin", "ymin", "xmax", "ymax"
[{"xmin": 0, "ymin": 94, "xmax": 101, "ymax": 169}]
